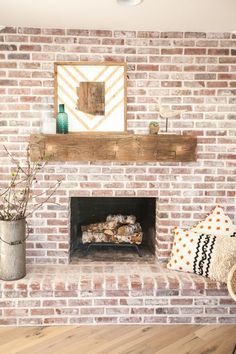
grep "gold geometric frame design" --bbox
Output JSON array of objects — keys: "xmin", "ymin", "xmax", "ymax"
[{"xmin": 54, "ymin": 62, "xmax": 127, "ymax": 132}]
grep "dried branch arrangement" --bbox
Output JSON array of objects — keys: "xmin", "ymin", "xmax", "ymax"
[{"xmin": 0, "ymin": 145, "xmax": 63, "ymax": 221}]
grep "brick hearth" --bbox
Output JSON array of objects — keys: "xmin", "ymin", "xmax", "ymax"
[
  {"xmin": 1, "ymin": 263, "xmax": 235, "ymax": 326},
  {"xmin": 0, "ymin": 26, "xmax": 235, "ymax": 325}
]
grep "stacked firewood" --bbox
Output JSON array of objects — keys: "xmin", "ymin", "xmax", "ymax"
[{"xmin": 81, "ymin": 214, "xmax": 143, "ymax": 244}]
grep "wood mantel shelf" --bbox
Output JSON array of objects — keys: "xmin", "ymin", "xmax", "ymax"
[{"xmin": 29, "ymin": 133, "xmax": 197, "ymax": 162}]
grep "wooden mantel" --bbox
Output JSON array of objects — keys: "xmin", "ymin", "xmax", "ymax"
[{"xmin": 29, "ymin": 133, "xmax": 197, "ymax": 162}]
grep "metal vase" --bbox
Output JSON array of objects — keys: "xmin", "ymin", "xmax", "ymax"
[{"xmin": 0, "ymin": 219, "xmax": 26, "ymax": 281}]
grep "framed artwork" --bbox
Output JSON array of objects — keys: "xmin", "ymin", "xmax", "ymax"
[{"xmin": 54, "ymin": 62, "xmax": 127, "ymax": 132}]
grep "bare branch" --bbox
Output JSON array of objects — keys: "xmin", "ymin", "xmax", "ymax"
[
  {"xmin": 25, "ymin": 179, "xmax": 63, "ymax": 218},
  {"xmin": 0, "ymin": 144, "xmax": 63, "ymax": 221}
]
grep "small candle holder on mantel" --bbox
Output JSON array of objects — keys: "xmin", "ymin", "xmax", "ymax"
[
  {"xmin": 40, "ymin": 114, "xmax": 56, "ymax": 134},
  {"xmin": 40, "ymin": 97, "xmax": 56, "ymax": 134}
]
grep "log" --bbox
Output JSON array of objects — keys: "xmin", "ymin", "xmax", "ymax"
[
  {"xmin": 82, "ymin": 231, "xmax": 143, "ymax": 244},
  {"xmin": 81, "ymin": 214, "xmax": 143, "ymax": 245},
  {"xmin": 29, "ymin": 133, "xmax": 197, "ymax": 163},
  {"xmin": 106, "ymin": 214, "xmax": 136, "ymax": 224},
  {"xmin": 103, "ymin": 229, "xmax": 114, "ymax": 236},
  {"xmin": 117, "ymin": 223, "xmax": 142, "ymax": 236},
  {"xmin": 81, "ymin": 220, "xmax": 118, "ymax": 232}
]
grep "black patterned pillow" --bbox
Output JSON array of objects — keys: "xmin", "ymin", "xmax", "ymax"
[{"xmin": 167, "ymin": 228, "xmax": 236, "ymax": 282}]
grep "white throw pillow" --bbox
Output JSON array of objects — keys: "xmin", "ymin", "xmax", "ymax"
[
  {"xmin": 167, "ymin": 227, "xmax": 236, "ymax": 282},
  {"xmin": 191, "ymin": 206, "xmax": 236, "ymax": 237}
]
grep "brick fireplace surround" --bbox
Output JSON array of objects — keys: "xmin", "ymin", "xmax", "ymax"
[{"xmin": 0, "ymin": 27, "xmax": 235, "ymax": 326}]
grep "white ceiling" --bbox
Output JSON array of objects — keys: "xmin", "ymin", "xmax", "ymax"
[{"xmin": 0, "ymin": 0, "xmax": 236, "ymax": 33}]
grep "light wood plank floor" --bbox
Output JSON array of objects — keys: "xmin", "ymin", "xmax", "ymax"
[{"xmin": 0, "ymin": 325, "xmax": 235, "ymax": 354}]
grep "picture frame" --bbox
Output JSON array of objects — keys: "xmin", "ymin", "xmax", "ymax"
[{"xmin": 54, "ymin": 62, "xmax": 127, "ymax": 132}]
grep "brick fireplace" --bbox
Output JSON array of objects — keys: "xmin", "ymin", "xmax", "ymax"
[
  {"xmin": 0, "ymin": 26, "xmax": 235, "ymax": 325},
  {"xmin": 70, "ymin": 197, "xmax": 156, "ymax": 261}
]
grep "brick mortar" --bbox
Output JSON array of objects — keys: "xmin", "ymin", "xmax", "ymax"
[
  {"xmin": 1, "ymin": 264, "xmax": 235, "ymax": 325},
  {"xmin": 0, "ymin": 26, "xmax": 235, "ymax": 324}
]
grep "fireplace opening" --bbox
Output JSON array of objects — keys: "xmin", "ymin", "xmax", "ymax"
[{"xmin": 70, "ymin": 197, "xmax": 156, "ymax": 262}]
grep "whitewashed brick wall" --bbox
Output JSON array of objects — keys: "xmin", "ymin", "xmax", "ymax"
[{"xmin": 0, "ymin": 27, "xmax": 235, "ymax": 264}]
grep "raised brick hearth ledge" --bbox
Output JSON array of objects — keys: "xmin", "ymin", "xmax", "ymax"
[{"xmin": 0, "ymin": 262, "xmax": 235, "ymax": 326}]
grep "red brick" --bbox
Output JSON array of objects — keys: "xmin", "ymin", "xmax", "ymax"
[
  {"xmin": 0, "ymin": 44, "xmax": 17, "ymax": 51},
  {"xmin": 205, "ymin": 307, "xmax": 228, "ymax": 314},
  {"xmin": 66, "ymin": 29, "xmax": 89, "ymax": 36},
  {"xmin": 208, "ymin": 49, "xmax": 229, "ymax": 56},
  {"xmin": 161, "ymin": 48, "xmax": 183, "ymax": 55},
  {"xmin": 220, "ymin": 298, "xmax": 235, "ymax": 305},
  {"xmin": 161, "ymin": 32, "xmax": 183, "ymax": 38},
  {"xmin": 185, "ymin": 32, "xmax": 206, "ymax": 38},
  {"xmin": 19, "ymin": 318, "xmax": 43, "ymax": 326},
  {"xmin": 79, "ymin": 38, "xmax": 101, "ymax": 45},
  {"xmin": 119, "ymin": 316, "xmax": 142, "ymax": 323},
  {"xmin": 31, "ymin": 36, "xmax": 53, "ymax": 43},
  {"xmin": 0, "ymin": 319, "xmax": 17, "ymax": 325},
  {"xmin": 18, "ymin": 27, "xmax": 41, "ymax": 35},
  {"xmin": 184, "ymin": 65, "xmax": 206, "ymax": 72},
  {"xmin": 121, "ymin": 299, "xmax": 144, "ymax": 306},
  {"xmin": 160, "ymin": 65, "xmax": 182, "ymax": 71},
  {"xmin": 194, "ymin": 317, "xmax": 217, "ymax": 323},
  {"xmin": 171, "ymin": 299, "xmax": 193, "ymax": 305},
  {"xmin": 95, "ymin": 317, "xmax": 118, "ymax": 323},
  {"xmin": 19, "ymin": 45, "xmax": 41, "ymax": 51},
  {"xmin": 196, "ymin": 40, "xmax": 218, "ymax": 47},
  {"xmin": 220, "ymin": 40, "xmax": 236, "ymax": 47},
  {"xmin": 30, "ymin": 291, "xmax": 53, "ymax": 297},
  {"xmin": 185, "ymin": 48, "xmax": 206, "ymax": 55},
  {"xmin": 144, "ymin": 316, "xmax": 167, "ymax": 323},
  {"xmin": 3, "ymin": 283, "xmax": 15, "ymax": 290},
  {"xmin": 19, "ymin": 79, "xmax": 42, "ymax": 86},
  {"xmin": 4, "ymin": 309, "xmax": 29, "ymax": 316},
  {"xmin": 16, "ymin": 283, "xmax": 27, "ymax": 290},
  {"xmin": 114, "ymin": 31, "xmax": 136, "ymax": 38},
  {"xmin": 90, "ymin": 30, "xmax": 112, "ymax": 37},
  {"xmin": 5, "ymin": 35, "xmax": 29, "ymax": 42},
  {"xmin": 42, "ymin": 29, "xmax": 65, "ymax": 35},
  {"xmin": 103, "ymin": 38, "xmax": 124, "ymax": 45},
  {"xmin": 207, "ymin": 81, "xmax": 228, "ymax": 88},
  {"xmin": 95, "ymin": 299, "xmax": 118, "ymax": 306},
  {"xmin": 70, "ymin": 317, "xmax": 93, "ymax": 324},
  {"xmin": 138, "ymin": 31, "xmax": 159, "ymax": 38},
  {"xmin": 31, "ymin": 308, "xmax": 54, "ymax": 316},
  {"xmin": 44, "ymin": 318, "xmax": 68, "ymax": 324},
  {"xmin": 106, "ymin": 308, "xmax": 130, "ymax": 315},
  {"xmin": 0, "ymin": 27, "xmax": 17, "ymax": 34},
  {"xmin": 32, "ymin": 53, "xmax": 55, "ymax": 61},
  {"xmin": 8, "ymin": 53, "xmax": 30, "ymax": 60},
  {"xmin": 169, "ymin": 317, "xmax": 192, "ymax": 323},
  {"xmin": 0, "ymin": 79, "xmax": 17, "ymax": 86},
  {"xmin": 218, "ymin": 317, "xmax": 236, "ymax": 323},
  {"xmin": 68, "ymin": 299, "xmax": 92, "ymax": 306},
  {"xmin": 137, "ymin": 64, "xmax": 159, "ymax": 71},
  {"xmin": 218, "ymin": 73, "xmax": 236, "ymax": 80}
]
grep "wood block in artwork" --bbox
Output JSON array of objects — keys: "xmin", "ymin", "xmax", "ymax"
[{"xmin": 76, "ymin": 82, "xmax": 105, "ymax": 115}]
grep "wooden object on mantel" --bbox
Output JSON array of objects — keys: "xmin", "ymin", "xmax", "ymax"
[{"xmin": 29, "ymin": 133, "xmax": 197, "ymax": 162}]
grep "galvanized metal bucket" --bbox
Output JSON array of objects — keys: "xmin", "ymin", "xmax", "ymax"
[{"xmin": 0, "ymin": 219, "xmax": 26, "ymax": 281}]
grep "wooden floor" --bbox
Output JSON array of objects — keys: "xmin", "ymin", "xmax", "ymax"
[{"xmin": 0, "ymin": 325, "xmax": 235, "ymax": 354}]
